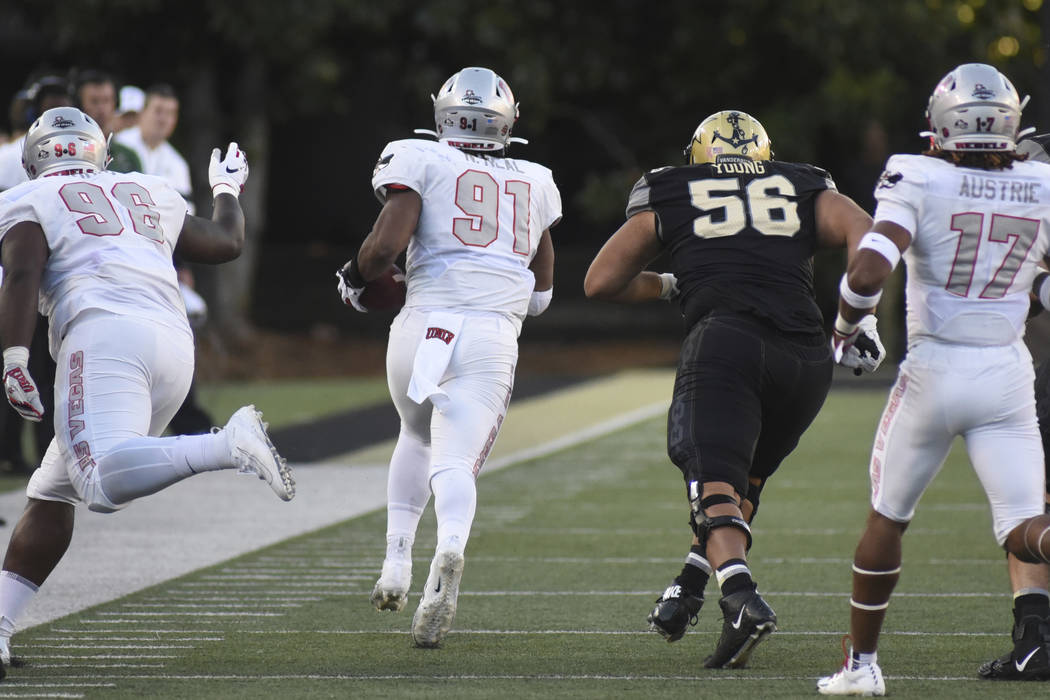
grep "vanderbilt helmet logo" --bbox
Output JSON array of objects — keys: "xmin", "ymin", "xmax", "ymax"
[{"xmin": 710, "ymin": 112, "xmax": 760, "ymax": 154}]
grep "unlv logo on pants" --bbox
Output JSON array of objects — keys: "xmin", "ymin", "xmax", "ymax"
[{"xmin": 426, "ymin": 327, "xmax": 455, "ymax": 344}]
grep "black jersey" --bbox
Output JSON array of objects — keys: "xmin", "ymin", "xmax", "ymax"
[{"xmin": 627, "ymin": 157, "xmax": 835, "ymax": 336}]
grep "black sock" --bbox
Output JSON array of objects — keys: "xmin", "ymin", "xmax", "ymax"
[
  {"xmin": 1015, "ymin": 592, "xmax": 1050, "ymax": 621},
  {"xmin": 716, "ymin": 558, "xmax": 754, "ymax": 597},
  {"xmin": 676, "ymin": 545, "xmax": 711, "ymax": 596}
]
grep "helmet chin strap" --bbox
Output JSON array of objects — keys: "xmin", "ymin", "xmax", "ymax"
[{"xmin": 413, "ymin": 128, "xmax": 439, "ymax": 137}]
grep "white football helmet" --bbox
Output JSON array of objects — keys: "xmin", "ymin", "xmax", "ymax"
[
  {"xmin": 427, "ymin": 67, "xmax": 521, "ymax": 152},
  {"xmin": 922, "ymin": 63, "xmax": 1034, "ymax": 151},
  {"xmin": 22, "ymin": 107, "xmax": 109, "ymax": 179}
]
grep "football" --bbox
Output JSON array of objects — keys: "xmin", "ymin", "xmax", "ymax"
[{"xmin": 359, "ymin": 264, "xmax": 406, "ymax": 312}]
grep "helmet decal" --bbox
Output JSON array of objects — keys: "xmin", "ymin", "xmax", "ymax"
[
  {"xmin": 50, "ymin": 113, "xmax": 76, "ymax": 129},
  {"xmin": 685, "ymin": 110, "xmax": 772, "ymax": 164},
  {"xmin": 429, "ymin": 67, "xmax": 519, "ymax": 151},
  {"xmin": 711, "ymin": 112, "xmax": 760, "ymax": 152}
]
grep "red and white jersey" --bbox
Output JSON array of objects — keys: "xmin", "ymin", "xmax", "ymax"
[
  {"xmin": 371, "ymin": 139, "xmax": 561, "ymax": 327},
  {"xmin": 874, "ymin": 153, "xmax": 1050, "ymax": 347},
  {"xmin": 0, "ymin": 169, "xmax": 190, "ymax": 355}
]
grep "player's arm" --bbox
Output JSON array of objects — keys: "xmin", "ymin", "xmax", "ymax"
[
  {"xmin": 174, "ymin": 194, "xmax": 245, "ymax": 264},
  {"xmin": 336, "ymin": 188, "xmax": 420, "ymax": 312},
  {"xmin": 838, "ymin": 220, "xmax": 911, "ymax": 324},
  {"xmin": 584, "ymin": 212, "xmax": 675, "ymax": 303},
  {"xmin": 526, "ymin": 228, "xmax": 555, "ymax": 316},
  {"xmin": 1030, "ymin": 262, "xmax": 1050, "ymax": 317},
  {"xmin": 356, "ymin": 188, "xmax": 422, "ymax": 280},
  {"xmin": 0, "ymin": 223, "xmax": 47, "ymax": 351},
  {"xmin": 814, "ymin": 189, "xmax": 873, "ymax": 261},
  {"xmin": 0, "ymin": 222, "xmax": 48, "ymax": 420},
  {"xmin": 174, "ymin": 142, "xmax": 248, "ymax": 264}
]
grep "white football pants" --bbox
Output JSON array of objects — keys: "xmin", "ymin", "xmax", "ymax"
[
  {"xmin": 28, "ymin": 312, "xmax": 195, "ymax": 512},
  {"xmin": 384, "ymin": 307, "xmax": 518, "ymax": 550},
  {"xmin": 870, "ymin": 339, "xmax": 1044, "ymax": 545}
]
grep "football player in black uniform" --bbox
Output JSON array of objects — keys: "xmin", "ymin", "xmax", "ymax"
[
  {"xmin": 978, "ymin": 133, "xmax": 1050, "ymax": 682},
  {"xmin": 585, "ymin": 110, "xmax": 879, "ymax": 668}
]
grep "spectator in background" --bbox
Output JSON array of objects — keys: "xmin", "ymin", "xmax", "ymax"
[
  {"xmin": 113, "ymin": 84, "xmax": 144, "ymax": 133},
  {"xmin": 74, "ymin": 69, "xmax": 142, "ymax": 174},
  {"xmin": 115, "ymin": 83, "xmax": 193, "ymax": 212},
  {"xmin": 0, "ymin": 76, "xmax": 73, "ymax": 191}
]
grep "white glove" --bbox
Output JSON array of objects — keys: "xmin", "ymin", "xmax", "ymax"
[
  {"xmin": 3, "ymin": 346, "xmax": 44, "ymax": 421},
  {"xmin": 832, "ymin": 314, "xmax": 885, "ymax": 375},
  {"xmin": 657, "ymin": 272, "xmax": 679, "ymax": 300},
  {"xmin": 209, "ymin": 142, "xmax": 249, "ymax": 198},
  {"xmin": 336, "ymin": 261, "xmax": 367, "ymax": 313}
]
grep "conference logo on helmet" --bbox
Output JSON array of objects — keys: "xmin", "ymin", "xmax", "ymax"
[
  {"xmin": 972, "ymin": 83, "xmax": 995, "ymax": 99},
  {"xmin": 462, "ymin": 89, "xmax": 482, "ymax": 105},
  {"xmin": 50, "ymin": 115, "xmax": 75, "ymax": 128}
]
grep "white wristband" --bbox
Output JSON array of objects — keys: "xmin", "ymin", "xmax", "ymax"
[
  {"xmin": 833, "ymin": 312, "xmax": 859, "ymax": 336},
  {"xmin": 839, "ymin": 273, "xmax": 882, "ymax": 310},
  {"xmin": 2, "ymin": 346, "xmax": 29, "ymax": 367},
  {"xmin": 658, "ymin": 273, "xmax": 678, "ymax": 300},
  {"xmin": 212, "ymin": 183, "xmax": 239, "ymax": 199},
  {"xmin": 858, "ymin": 231, "xmax": 902, "ymax": 270},
  {"xmin": 527, "ymin": 288, "xmax": 553, "ymax": 316}
]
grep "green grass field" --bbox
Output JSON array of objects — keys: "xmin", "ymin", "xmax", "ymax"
[{"xmin": 0, "ymin": 386, "xmax": 1036, "ymax": 698}]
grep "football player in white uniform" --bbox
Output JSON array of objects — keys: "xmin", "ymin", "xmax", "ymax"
[
  {"xmin": 337, "ymin": 67, "xmax": 560, "ymax": 648},
  {"xmin": 819, "ymin": 65, "xmax": 1050, "ymax": 696},
  {"xmin": 0, "ymin": 107, "xmax": 294, "ymax": 675}
]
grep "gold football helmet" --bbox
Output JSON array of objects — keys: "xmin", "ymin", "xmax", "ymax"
[{"xmin": 684, "ymin": 110, "xmax": 772, "ymax": 164}]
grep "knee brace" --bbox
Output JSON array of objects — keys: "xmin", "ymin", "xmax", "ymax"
[{"xmin": 688, "ymin": 486, "xmax": 753, "ymax": 550}]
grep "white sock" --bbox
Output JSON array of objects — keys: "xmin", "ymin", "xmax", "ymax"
[
  {"xmin": 849, "ymin": 648, "xmax": 877, "ymax": 669},
  {"xmin": 385, "ymin": 429, "xmax": 431, "ymax": 545},
  {"xmin": 96, "ymin": 434, "xmax": 231, "ymax": 505},
  {"xmin": 0, "ymin": 571, "xmax": 38, "ymax": 637},
  {"xmin": 432, "ymin": 469, "xmax": 476, "ymax": 554}
]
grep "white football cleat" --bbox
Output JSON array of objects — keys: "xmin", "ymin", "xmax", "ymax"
[
  {"xmin": 371, "ymin": 555, "xmax": 412, "ymax": 612},
  {"xmin": 225, "ymin": 405, "xmax": 295, "ymax": 501},
  {"xmin": 411, "ymin": 549, "xmax": 464, "ymax": 648},
  {"xmin": 817, "ymin": 662, "xmax": 886, "ymax": 696}
]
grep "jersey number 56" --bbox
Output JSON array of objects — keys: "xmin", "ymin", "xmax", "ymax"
[{"xmin": 688, "ymin": 175, "xmax": 800, "ymax": 239}]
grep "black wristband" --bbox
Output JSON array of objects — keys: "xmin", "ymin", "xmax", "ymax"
[{"xmin": 342, "ymin": 258, "xmax": 366, "ymax": 288}]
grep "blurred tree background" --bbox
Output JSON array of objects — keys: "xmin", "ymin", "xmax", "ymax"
[{"xmin": 0, "ymin": 0, "xmax": 1047, "ymax": 362}]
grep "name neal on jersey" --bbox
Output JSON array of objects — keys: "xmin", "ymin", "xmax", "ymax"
[{"xmin": 959, "ymin": 174, "xmax": 1041, "ymax": 203}]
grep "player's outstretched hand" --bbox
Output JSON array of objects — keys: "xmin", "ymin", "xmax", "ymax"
[
  {"xmin": 3, "ymin": 346, "xmax": 44, "ymax": 422},
  {"xmin": 209, "ymin": 142, "xmax": 249, "ymax": 199}
]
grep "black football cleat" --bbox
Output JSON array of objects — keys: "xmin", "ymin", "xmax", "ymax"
[
  {"xmin": 647, "ymin": 583, "xmax": 703, "ymax": 642},
  {"xmin": 703, "ymin": 588, "xmax": 777, "ymax": 669},
  {"xmin": 978, "ymin": 614, "xmax": 1050, "ymax": 681}
]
